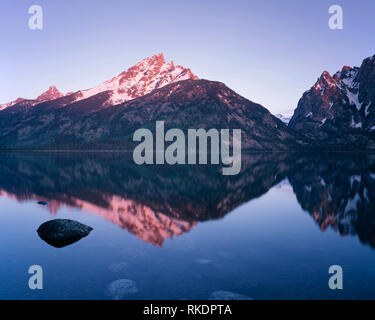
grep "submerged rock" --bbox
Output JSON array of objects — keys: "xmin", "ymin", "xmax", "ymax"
[
  {"xmin": 209, "ymin": 290, "xmax": 253, "ymax": 300},
  {"xmin": 37, "ymin": 201, "xmax": 49, "ymax": 206},
  {"xmin": 37, "ymin": 219, "xmax": 93, "ymax": 248},
  {"xmin": 108, "ymin": 262, "xmax": 128, "ymax": 273},
  {"xmin": 105, "ymin": 279, "xmax": 138, "ymax": 300},
  {"xmin": 196, "ymin": 259, "xmax": 211, "ymax": 264}
]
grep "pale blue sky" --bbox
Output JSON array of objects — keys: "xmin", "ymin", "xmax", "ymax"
[{"xmin": 1, "ymin": 0, "xmax": 374, "ymax": 114}]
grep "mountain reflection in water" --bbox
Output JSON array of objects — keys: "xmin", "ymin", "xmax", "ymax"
[{"xmin": 0, "ymin": 152, "xmax": 375, "ymax": 248}]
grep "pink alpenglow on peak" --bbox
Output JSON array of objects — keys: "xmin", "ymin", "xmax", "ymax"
[
  {"xmin": 73, "ymin": 53, "xmax": 199, "ymax": 105},
  {"xmin": 0, "ymin": 97, "xmax": 26, "ymax": 111},
  {"xmin": 0, "ymin": 86, "xmax": 64, "ymax": 110},
  {"xmin": 0, "ymin": 53, "xmax": 198, "ymax": 111},
  {"xmin": 36, "ymin": 85, "xmax": 64, "ymax": 102}
]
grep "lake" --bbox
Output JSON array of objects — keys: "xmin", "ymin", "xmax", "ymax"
[{"xmin": 0, "ymin": 151, "xmax": 374, "ymax": 299}]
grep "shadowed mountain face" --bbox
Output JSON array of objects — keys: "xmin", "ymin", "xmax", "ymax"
[
  {"xmin": 1, "ymin": 152, "xmax": 375, "ymax": 247},
  {"xmin": 289, "ymin": 55, "xmax": 375, "ymax": 150}
]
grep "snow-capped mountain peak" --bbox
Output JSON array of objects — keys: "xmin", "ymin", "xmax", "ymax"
[
  {"xmin": 289, "ymin": 54, "xmax": 375, "ymax": 139},
  {"xmin": 0, "ymin": 53, "xmax": 198, "ymax": 111},
  {"xmin": 73, "ymin": 53, "xmax": 198, "ymax": 106}
]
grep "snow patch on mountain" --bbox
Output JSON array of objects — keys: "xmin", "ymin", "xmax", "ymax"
[
  {"xmin": 346, "ymin": 89, "xmax": 361, "ymax": 110},
  {"xmin": 274, "ymin": 113, "xmax": 292, "ymax": 124}
]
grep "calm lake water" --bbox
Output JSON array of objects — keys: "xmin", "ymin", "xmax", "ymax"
[{"xmin": 0, "ymin": 151, "xmax": 375, "ymax": 300}]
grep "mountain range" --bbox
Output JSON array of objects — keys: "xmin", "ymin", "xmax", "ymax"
[
  {"xmin": 289, "ymin": 54, "xmax": 375, "ymax": 149},
  {"xmin": 1, "ymin": 53, "xmax": 374, "ymax": 150}
]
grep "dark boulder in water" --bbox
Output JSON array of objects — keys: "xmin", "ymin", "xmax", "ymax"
[
  {"xmin": 37, "ymin": 201, "xmax": 49, "ymax": 205},
  {"xmin": 37, "ymin": 219, "xmax": 93, "ymax": 248}
]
